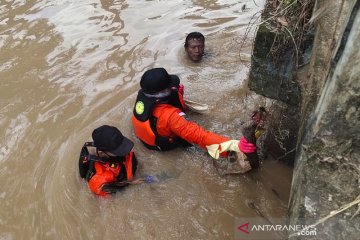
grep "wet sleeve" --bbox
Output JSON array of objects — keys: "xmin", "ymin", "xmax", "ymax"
[
  {"xmin": 167, "ymin": 111, "xmax": 230, "ymax": 149},
  {"xmin": 101, "ymin": 182, "xmax": 129, "ymax": 194}
]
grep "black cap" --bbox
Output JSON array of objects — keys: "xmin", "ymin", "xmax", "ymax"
[
  {"xmin": 140, "ymin": 68, "xmax": 180, "ymax": 94},
  {"xmin": 92, "ymin": 125, "xmax": 134, "ymax": 157}
]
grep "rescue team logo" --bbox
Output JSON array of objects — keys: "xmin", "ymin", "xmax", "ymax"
[{"xmin": 135, "ymin": 101, "xmax": 145, "ymax": 115}]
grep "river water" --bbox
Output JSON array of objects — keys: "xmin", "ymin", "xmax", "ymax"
[{"xmin": 0, "ymin": 0, "xmax": 293, "ymax": 239}]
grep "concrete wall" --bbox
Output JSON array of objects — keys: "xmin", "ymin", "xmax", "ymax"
[
  {"xmin": 249, "ymin": 0, "xmax": 359, "ymax": 239},
  {"xmin": 288, "ymin": 1, "xmax": 360, "ymax": 239}
]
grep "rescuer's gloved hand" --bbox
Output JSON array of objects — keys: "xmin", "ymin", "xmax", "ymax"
[
  {"xmin": 206, "ymin": 140, "xmax": 240, "ymax": 159},
  {"xmin": 238, "ymin": 137, "xmax": 256, "ymax": 153}
]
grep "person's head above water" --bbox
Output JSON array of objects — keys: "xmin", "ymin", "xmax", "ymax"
[
  {"xmin": 92, "ymin": 125, "xmax": 134, "ymax": 157},
  {"xmin": 140, "ymin": 67, "xmax": 180, "ymax": 94},
  {"xmin": 184, "ymin": 32, "xmax": 205, "ymax": 62}
]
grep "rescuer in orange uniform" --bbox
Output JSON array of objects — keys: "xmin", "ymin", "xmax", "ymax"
[
  {"xmin": 78, "ymin": 125, "xmax": 138, "ymax": 196},
  {"xmin": 131, "ymin": 67, "xmax": 256, "ymax": 157}
]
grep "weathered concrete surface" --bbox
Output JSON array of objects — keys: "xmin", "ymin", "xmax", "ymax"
[
  {"xmin": 249, "ymin": 24, "xmax": 300, "ymax": 106},
  {"xmin": 288, "ymin": 1, "xmax": 360, "ymax": 239},
  {"xmin": 249, "ymin": 0, "xmax": 359, "ymax": 239},
  {"xmin": 262, "ymin": 100, "xmax": 299, "ymax": 166},
  {"xmin": 248, "ymin": 2, "xmax": 315, "ymax": 165},
  {"xmin": 248, "ymin": 24, "xmax": 302, "ymax": 165},
  {"xmin": 298, "ymin": 0, "xmax": 357, "ymax": 140}
]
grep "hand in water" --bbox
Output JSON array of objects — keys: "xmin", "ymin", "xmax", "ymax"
[
  {"xmin": 145, "ymin": 175, "xmax": 156, "ymax": 183},
  {"xmin": 144, "ymin": 171, "xmax": 172, "ymax": 183}
]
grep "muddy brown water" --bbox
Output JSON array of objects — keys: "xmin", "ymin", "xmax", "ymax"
[{"xmin": 0, "ymin": 0, "xmax": 292, "ymax": 239}]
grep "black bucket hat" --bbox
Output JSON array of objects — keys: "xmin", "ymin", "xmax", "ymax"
[
  {"xmin": 140, "ymin": 68, "xmax": 180, "ymax": 94},
  {"xmin": 92, "ymin": 125, "xmax": 134, "ymax": 157}
]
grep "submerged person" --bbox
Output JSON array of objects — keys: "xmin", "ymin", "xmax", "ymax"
[
  {"xmin": 131, "ymin": 67, "xmax": 256, "ymax": 160},
  {"xmin": 78, "ymin": 125, "xmax": 138, "ymax": 196},
  {"xmin": 184, "ymin": 32, "xmax": 205, "ymax": 62}
]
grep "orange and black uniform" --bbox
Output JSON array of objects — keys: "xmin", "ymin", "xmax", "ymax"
[
  {"xmin": 132, "ymin": 89, "xmax": 230, "ymax": 151},
  {"xmin": 78, "ymin": 143, "xmax": 137, "ymax": 196}
]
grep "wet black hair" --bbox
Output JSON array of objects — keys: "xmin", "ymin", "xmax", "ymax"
[{"xmin": 184, "ymin": 32, "xmax": 205, "ymax": 47}]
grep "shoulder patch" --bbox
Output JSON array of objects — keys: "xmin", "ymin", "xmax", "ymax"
[{"xmin": 135, "ymin": 101, "xmax": 145, "ymax": 115}]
